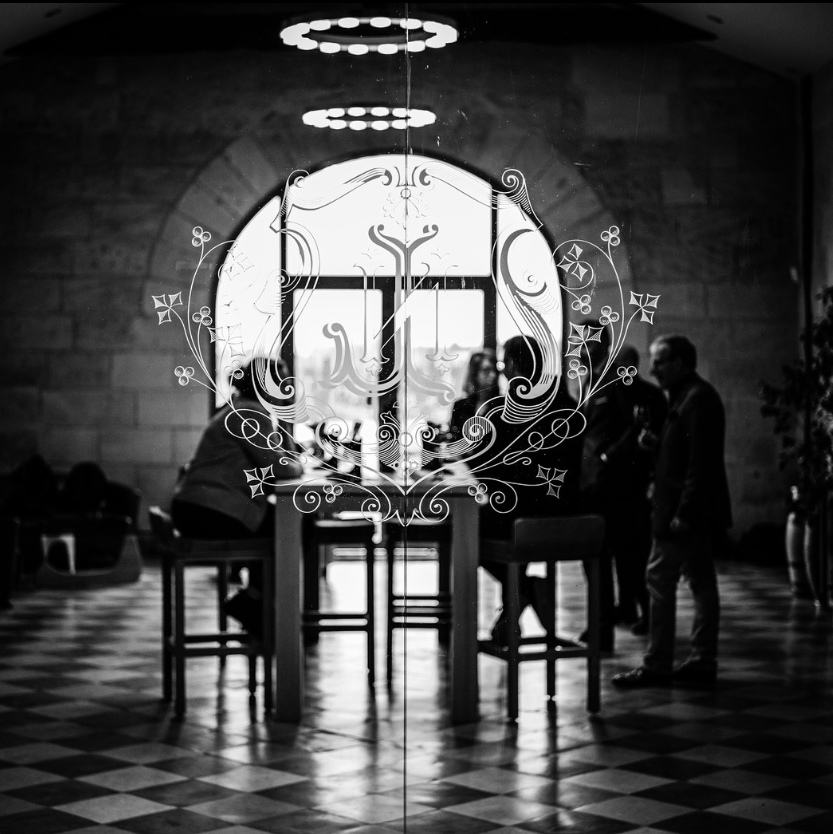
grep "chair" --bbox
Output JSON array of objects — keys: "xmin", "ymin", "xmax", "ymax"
[
  {"xmin": 303, "ymin": 515, "xmax": 378, "ymax": 685},
  {"xmin": 384, "ymin": 518, "xmax": 452, "ymax": 684},
  {"xmin": 479, "ymin": 514, "xmax": 605, "ymax": 721},
  {"xmin": 148, "ymin": 506, "xmax": 274, "ymax": 716},
  {"xmin": 36, "ymin": 463, "xmax": 143, "ymax": 587}
]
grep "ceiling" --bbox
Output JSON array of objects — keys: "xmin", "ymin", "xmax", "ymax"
[{"xmin": 2, "ymin": 2, "xmax": 833, "ymax": 78}]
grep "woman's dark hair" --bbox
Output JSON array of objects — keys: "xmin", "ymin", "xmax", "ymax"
[
  {"xmin": 463, "ymin": 349, "xmax": 499, "ymax": 398},
  {"xmin": 232, "ymin": 357, "xmax": 289, "ymax": 400},
  {"xmin": 502, "ymin": 335, "xmax": 543, "ymax": 381}
]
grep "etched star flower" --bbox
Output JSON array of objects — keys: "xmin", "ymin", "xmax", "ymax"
[
  {"xmin": 245, "ymin": 465, "xmax": 274, "ymax": 498},
  {"xmin": 152, "ymin": 292, "xmax": 183, "ymax": 324}
]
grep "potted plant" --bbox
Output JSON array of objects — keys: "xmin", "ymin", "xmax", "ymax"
[{"xmin": 760, "ymin": 286, "xmax": 833, "ymax": 608}]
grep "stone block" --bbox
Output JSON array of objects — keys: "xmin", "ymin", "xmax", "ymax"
[
  {"xmin": 47, "ymin": 354, "xmax": 111, "ymax": 389},
  {"xmin": 35, "ymin": 205, "xmax": 94, "ymax": 238},
  {"xmin": 62, "ymin": 275, "xmax": 143, "ymax": 316},
  {"xmin": 706, "ymin": 282, "xmax": 797, "ymax": 321},
  {"xmin": 138, "ymin": 391, "xmax": 210, "ymax": 428},
  {"xmin": 661, "ymin": 168, "xmax": 708, "ymax": 206},
  {"xmin": 101, "ymin": 428, "xmax": 173, "ymax": 465},
  {"xmin": 120, "ymin": 166, "xmax": 192, "ymax": 202},
  {"xmin": 0, "ymin": 431, "xmax": 39, "ymax": 467},
  {"xmin": 0, "ymin": 315, "xmax": 73, "ymax": 351},
  {"xmin": 198, "ymin": 158, "xmax": 261, "ymax": 218},
  {"xmin": 584, "ymin": 94, "xmax": 670, "ymax": 139},
  {"xmin": 0, "ymin": 388, "xmax": 41, "ymax": 426},
  {"xmin": 112, "ymin": 353, "xmax": 180, "ymax": 390},
  {"xmin": 74, "ymin": 240, "xmax": 149, "ymax": 276},
  {"xmin": 90, "ymin": 201, "xmax": 168, "ymax": 239},
  {"xmin": 224, "ymin": 135, "xmax": 281, "ymax": 195},
  {"xmin": 5, "ymin": 277, "xmax": 62, "ymax": 313},
  {"xmin": 3, "ymin": 241, "xmax": 74, "ymax": 275},
  {"xmin": 174, "ymin": 428, "xmax": 204, "ymax": 466},
  {"xmin": 76, "ymin": 315, "xmax": 138, "ymax": 352},
  {"xmin": 40, "ymin": 428, "xmax": 99, "ymax": 466},
  {"xmin": 41, "ymin": 390, "xmax": 135, "ymax": 427}
]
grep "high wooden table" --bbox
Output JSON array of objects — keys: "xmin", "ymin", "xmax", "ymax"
[{"xmin": 271, "ymin": 467, "xmax": 480, "ymax": 723}]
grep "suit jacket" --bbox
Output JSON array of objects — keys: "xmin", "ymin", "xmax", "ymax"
[
  {"xmin": 652, "ymin": 372, "xmax": 732, "ymax": 537},
  {"xmin": 580, "ymin": 374, "xmax": 667, "ymax": 504}
]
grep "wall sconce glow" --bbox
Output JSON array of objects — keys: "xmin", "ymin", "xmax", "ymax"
[
  {"xmin": 303, "ymin": 106, "xmax": 437, "ymax": 131},
  {"xmin": 281, "ymin": 13, "xmax": 458, "ymax": 54}
]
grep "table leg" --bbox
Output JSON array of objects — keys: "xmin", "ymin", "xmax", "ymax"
[
  {"xmin": 449, "ymin": 496, "xmax": 479, "ymax": 723},
  {"xmin": 273, "ymin": 497, "xmax": 304, "ymax": 721}
]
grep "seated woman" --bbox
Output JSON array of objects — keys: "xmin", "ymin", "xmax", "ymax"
[
  {"xmin": 478, "ymin": 336, "xmax": 583, "ymax": 643},
  {"xmin": 172, "ymin": 358, "xmax": 302, "ymax": 631},
  {"xmin": 448, "ymin": 349, "xmax": 500, "ymax": 443}
]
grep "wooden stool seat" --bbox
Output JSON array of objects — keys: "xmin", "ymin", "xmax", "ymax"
[
  {"xmin": 148, "ymin": 506, "xmax": 274, "ymax": 716},
  {"xmin": 479, "ymin": 514, "xmax": 605, "ymax": 721}
]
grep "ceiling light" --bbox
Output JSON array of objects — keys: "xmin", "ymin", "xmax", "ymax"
[
  {"xmin": 302, "ymin": 106, "xmax": 437, "ymax": 131},
  {"xmin": 280, "ymin": 12, "xmax": 457, "ymax": 55}
]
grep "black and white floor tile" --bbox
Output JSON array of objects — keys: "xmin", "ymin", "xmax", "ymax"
[{"xmin": 1, "ymin": 553, "xmax": 832, "ymax": 833}]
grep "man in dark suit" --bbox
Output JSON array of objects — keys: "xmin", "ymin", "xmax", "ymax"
[
  {"xmin": 613, "ymin": 334, "xmax": 731, "ymax": 687},
  {"xmin": 580, "ymin": 338, "xmax": 667, "ymax": 649}
]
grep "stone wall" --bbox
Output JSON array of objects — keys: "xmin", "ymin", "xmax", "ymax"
[{"xmin": 0, "ymin": 39, "xmax": 799, "ymax": 534}]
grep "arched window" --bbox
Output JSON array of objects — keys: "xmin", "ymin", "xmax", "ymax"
[{"xmin": 214, "ymin": 153, "xmax": 561, "ymax": 462}]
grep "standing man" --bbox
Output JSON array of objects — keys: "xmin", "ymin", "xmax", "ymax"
[{"xmin": 612, "ymin": 334, "xmax": 731, "ymax": 687}]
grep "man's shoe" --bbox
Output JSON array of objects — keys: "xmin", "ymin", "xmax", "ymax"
[
  {"xmin": 611, "ymin": 666, "xmax": 671, "ymax": 688},
  {"xmin": 673, "ymin": 661, "xmax": 717, "ymax": 685},
  {"xmin": 578, "ymin": 629, "xmax": 614, "ymax": 653},
  {"xmin": 630, "ymin": 617, "xmax": 648, "ymax": 636}
]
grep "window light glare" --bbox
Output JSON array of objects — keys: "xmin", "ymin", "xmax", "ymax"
[
  {"xmin": 347, "ymin": 43, "xmax": 369, "ymax": 55},
  {"xmin": 377, "ymin": 43, "xmax": 398, "ymax": 55},
  {"xmin": 347, "ymin": 106, "xmax": 366, "ymax": 117},
  {"xmin": 319, "ymin": 42, "xmax": 340, "ymax": 53},
  {"xmin": 370, "ymin": 17, "xmax": 391, "ymax": 28},
  {"xmin": 330, "ymin": 119, "xmax": 347, "ymax": 130},
  {"xmin": 338, "ymin": 17, "xmax": 360, "ymax": 28},
  {"xmin": 328, "ymin": 107, "xmax": 346, "ymax": 117},
  {"xmin": 370, "ymin": 106, "xmax": 389, "ymax": 117},
  {"xmin": 309, "ymin": 20, "xmax": 331, "ymax": 31},
  {"xmin": 391, "ymin": 107, "xmax": 408, "ymax": 117},
  {"xmin": 297, "ymin": 39, "xmax": 317, "ymax": 50},
  {"xmin": 371, "ymin": 120, "xmax": 388, "ymax": 131},
  {"xmin": 349, "ymin": 120, "xmax": 367, "ymax": 130},
  {"xmin": 391, "ymin": 119, "xmax": 408, "ymax": 130},
  {"xmin": 401, "ymin": 18, "xmax": 422, "ymax": 29},
  {"xmin": 406, "ymin": 40, "xmax": 426, "ymax": 52}
]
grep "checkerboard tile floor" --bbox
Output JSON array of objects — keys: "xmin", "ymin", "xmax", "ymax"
[{"xmin": 1, "ymin": 555, "xmax": 832, "ymax": 833}]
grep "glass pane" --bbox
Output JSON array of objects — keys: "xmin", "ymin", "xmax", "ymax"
[
  {"xmin": 284, "ymin": 153, "xmax": 493, "ymax": 277},
  {"xmin": 404, "ymin": 287, "xmax": 485, "ymax": 427},
  {"xmin": 292, "ymin": 288, "xmax": 382, "ymax": 459}
]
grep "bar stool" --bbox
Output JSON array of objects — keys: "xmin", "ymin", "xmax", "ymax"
[
  {"xmin": 479, "ymin": 514, "xmax": 605, "ymax": 721},
  {"xmin": 384, "ymin": 518, "xmax": 452, "ymax": 684},
  {"xmin": 303, "ymin": 515, "xmax": 378, "ymax": 684},
  {"xmin": 148, "ymin": 506, "xmax": 274, "ymax": 716}
]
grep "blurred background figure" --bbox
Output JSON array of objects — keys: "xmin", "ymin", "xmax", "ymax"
[
  {"xmin": 172, "ymin": 358, "xmax": 302, "ymax": 632},
  {"xmin": 579, "ymin": 329, "xmax": 667, "ymax": 651},
  {"xmin": 448, "ymin": 348, "xmax": 500, "ymax": 442}
]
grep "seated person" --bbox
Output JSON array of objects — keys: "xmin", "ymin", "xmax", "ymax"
[
  {"xmin": 172, "ymin": 358, "xmax": 302, "ymax": 632},
  {"xmin": 449, "ymin": 349, "xmax": 500, "ymax": 442},
  {"xmin": 478, "ymin": 335, "xmax": 583, "ymax": 642}
]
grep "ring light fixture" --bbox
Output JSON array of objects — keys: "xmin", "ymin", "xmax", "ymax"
[
  {"xmin": 280, "ymin": 13, "xmax": 458, "ymax": 55},
  {"xmin": 302, "ymin": 106, "xmax": 436, "ymax": 131}
]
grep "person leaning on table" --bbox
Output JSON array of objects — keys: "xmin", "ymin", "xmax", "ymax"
[{"xmin": 171, "ymin": 358, "xmax": 302, "ymax": 632}]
